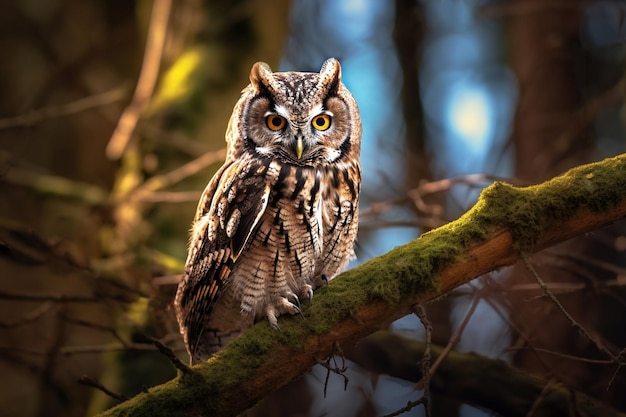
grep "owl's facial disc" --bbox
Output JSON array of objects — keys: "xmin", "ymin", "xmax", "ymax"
[
  {"xmin": 242, "ymin": 62, "xmax": 355, "ymax": 166},
  {"xmin": 252, "ymin": 102, "xmax": 333, "ymax": 164}
]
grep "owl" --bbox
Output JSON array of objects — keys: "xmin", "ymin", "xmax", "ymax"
[{"xmin": 175, "ymin": 58, "xmax": 362, "ymax": 364}]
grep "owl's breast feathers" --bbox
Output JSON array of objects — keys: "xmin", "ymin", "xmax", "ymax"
[{"xmin": 175, "ymin": 155, "xmax": 360, "ymax": 360}]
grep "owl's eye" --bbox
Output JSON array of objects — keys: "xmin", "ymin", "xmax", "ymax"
[
  {"xmin": 312, "ymin": 114, "xmax": 331, "ymax": 131},
  {"xmin": 266, "ymin": 114, "xmax": 286, "ymax": 131}
]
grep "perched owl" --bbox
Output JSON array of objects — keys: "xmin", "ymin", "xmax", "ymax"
[{"xmin": 175, "ymin": 58, "xmax": 362, "ymax": 364}]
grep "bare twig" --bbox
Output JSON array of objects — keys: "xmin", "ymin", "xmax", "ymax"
[
  {"xmin": 62, "ymin": 316, "xmax": 128, "ymax": 346},
  {"xmin": 412, "ymin": 305, "xmax": 432, "ymax": 417},
  {"xmin": 381, "ymin": 398, "xmax": 426, "ymax": 417},
  {"xmin": 0, "ymin": 87, "xmax": 127, "ymax": 130},
  {"xmin": 569, "ymin": 389, "xmax": 584, "ymax": 417},
  {"xmin": 511, "ymin": 281, "xmax": 598, "ymax": 292},
  {"xmin": 0, "ymin": 290, "xmax": 127, "ymax": 303},
  {"xmin": 106, "ymin": 0, "xmax": 172, "ymax": 159},
  {"xmin": 0, "ymin": 342, "xmax": 162, "ymax": 356},
  {"xmin": 78, "ymin": 375, "xmax": 129, "ymax": 402},
  {"xmin": 148, "ymin": 337, "xmax": 191, "ymax": 374},
  {"xmin": 416, "ymin": 289, "xmax": 482, "ymax": 390},
  {"xmin": 141, "ymin": 124, "xmax": 211, "ymax": 157},
  {"xmin": 131, "ymin": 148, "xmax": 226, "ymax": 198},
  {"xmin": 2, "ymin": 168, "xmax": 109, "ymax": 205},
  {"xmin": 608, "ymin": 347, "xmax": 626, "ymax": 390},
  {"xmin": 478, "ymin": 276, "xmax": 565, "ymax": 378},
  {"xmin": 360, "ymin": 173, "xmax": 528, "ymax": 229},
  {"xmin": 506, "ymin": 346, "xmax": 614, "ymax": 365},
  {"xmin": 132, "ymin": 190, "xmax": 201, "ymax": 203},
  {"xmin": 522, "ymin": 253, "xmax": 625, "ymax": 389},
  {"xmin": 152, "ymin": 274, "xmax": 183, "ymax": 287},
  {"xmin": 0, "ymin": 302, "xmax": 55, "ymax": 328},
  {"xmin": 522, "ymin": 254, "xmax": 619, "ymax": 362},
  {"xmin": 525, "ymin": 377, "xmax": 557, "ymax": 417},
  {"xmin": 314, "ymin": 342, "xmax": 349, "ymax": 398},
  {"xmin": 410, "ymin": 174, "xmax": 526, "ymax": 199},
  {"xmin": 408, "ymin": 174, "xmax": 529, "ymax": 219}
]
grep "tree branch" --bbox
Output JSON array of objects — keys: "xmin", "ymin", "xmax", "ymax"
[
  {"xmin": 349, "ymin": 331, "xmax": 626, "ymax": 417},
  {"xmin": 97, "ymin": 153, "xmax": 626, "ymax": 417}
]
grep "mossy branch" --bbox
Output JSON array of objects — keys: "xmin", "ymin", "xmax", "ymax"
[
  {"xmin": 97, "ymin": 153, "xmax": 626, "ymax": 417},
  {"xmin": 350, "ymin": 331, "xmax": 626, "ymax": 417}
]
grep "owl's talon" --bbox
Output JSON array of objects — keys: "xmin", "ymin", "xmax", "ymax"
[
  {"xmin": 288, "ymin": 292, "xmax": 301, "ymax": 308},
  {"xmin": 291, "ymin": 303, "xmax": 303, "ymax": 317},
  {"xmin": 321, "ymin": 274, "xmax": 329, "ymax": 286},
  {"xmin": 283, "ymin": 298, "xmax": 304, "ymax": 318},
  {"xmin": 307, "ymin": 288, "xmax": 314, "ymax": 302}
]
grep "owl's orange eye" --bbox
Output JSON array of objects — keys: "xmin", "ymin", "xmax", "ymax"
[
  {"xmin": 266, "ymin": 115, "xmax": 286, "ymax": 131},
  {"xmin": 312, "ymin": 114, "xmax": 331, "ymax": 131}
]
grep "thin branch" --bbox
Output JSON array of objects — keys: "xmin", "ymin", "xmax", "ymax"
[
  {"xmin": 148, "ymin": 337, "xmax": 192, "ymax": 374},
  {"xmin": 410, "ymin": 173, "xmax": 527, "ymax": 199},
  {"xmin": 2, "ymin": 167, "xmax": 109, "ymax": 205},
  {"xmin": 78, "ymin": 375, "xmax": 130, "ymax": 402},
  {"xmin": 382, "ymin": 398, "xmax": 426, "ymax": 417},
  {"xmin": 360, "ymin": 173, "xmax": 529, "ymax": 229},
  {"xmin": 141, "ymin": 124, "xmax": 211, "ymax": 157},
  {"xmin": 0, "ymin": 302, "xmax": 55, "ymax": 328},
  {"xmin": 0, "ymin": 87, "xmax": 127, "ymax": 130},
  {"xmin": 353, "ymin": 332, "xmax": 626, "ymax": 417},
  {"xmin": 412, "ymin": 305, "xmax": 432, "ymax": 417},
  {"xmin": 522, "ymin": 254, "xmax": 620, "ymax": 364},
  {"xmin": 0, "ymin": 342, "xmax": 161, "ymax": 356},
  {"xmin": 418, "ymin": 289, "xmax": 481, "ymax": 388},
  {"xmin": 62, "ymin": 316, "xmax": 128, "ymax": 346},
  {"xmin": 106, "ymin": 0, "xmax": 172, "ymax": 159},
  {"xmin": 314, "ymin": 342, "xmax": 349, "ymax": 398},
  {"xmin": 131, "ymin": 148, "xmax": 226, "ymax": 198},
  {"xmin": 526, "ymin": 378, "xmax": 557, "ymax": 417},
  {"xmin": 0, "ymin": 290, "xmax": 127, "ymax": 303},
  {"xmin": 608, "ymin": 348, "xmax": 626, "ymax": 390},
  {"xmin": 133, "ymin": 190, "xmax": 201, "ymax": 203},
  {"xmin": 522, "ymin": 254, "xmax": 626, "ymax": 391},
  {"xmin": 506, "ymin": 346, "xmax": 614, "ymax": 365},
  {"xmin": 151, "ymin": 274, "xmax": 182, "ymax": 287}
]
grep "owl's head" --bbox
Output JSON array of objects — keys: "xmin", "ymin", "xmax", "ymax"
[{"xmin": 226, "ymin": 58, "xmax": 361, "ymax": 167}]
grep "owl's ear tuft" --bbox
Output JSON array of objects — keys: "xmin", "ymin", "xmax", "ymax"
[
  {"xmin": 250, "ymin": 62, "xmax": 274, "ymax": 94},
  {"xmin": 319, "ymin": 58, "xmax": 342, "ymax": 95}
]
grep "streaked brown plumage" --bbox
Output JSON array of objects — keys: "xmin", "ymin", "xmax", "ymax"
[{"xmin": 175, "ymin": 58, "xmax": 362, "ymax": 364}]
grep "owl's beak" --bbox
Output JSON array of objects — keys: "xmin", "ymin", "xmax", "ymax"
[{"xmin": 295, "ymin": 136, "xmax": 304, "ymax": 159}]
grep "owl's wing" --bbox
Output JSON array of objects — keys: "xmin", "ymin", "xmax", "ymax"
[{"xmin": 175, "ymin": 159, "xmax": 269, "ymax": 354}]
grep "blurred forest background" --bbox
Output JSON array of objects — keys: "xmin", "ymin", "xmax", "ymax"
[{"xmin": 1, "ymin": 0, "xmax": 625, "ymax": 416}]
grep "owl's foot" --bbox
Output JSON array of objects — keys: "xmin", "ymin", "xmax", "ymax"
[{"xmin": 266, "ymin": 296, "xmax": 303, "ymax": 330}]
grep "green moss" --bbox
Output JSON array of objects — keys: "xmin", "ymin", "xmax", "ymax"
[
  {"xmin": 464, "ymin": 154, "xmax": 626, "ymax": 251},
  {"xmin": 301, "ymin": 273, "xmax": 370, "ymax": 333}
]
